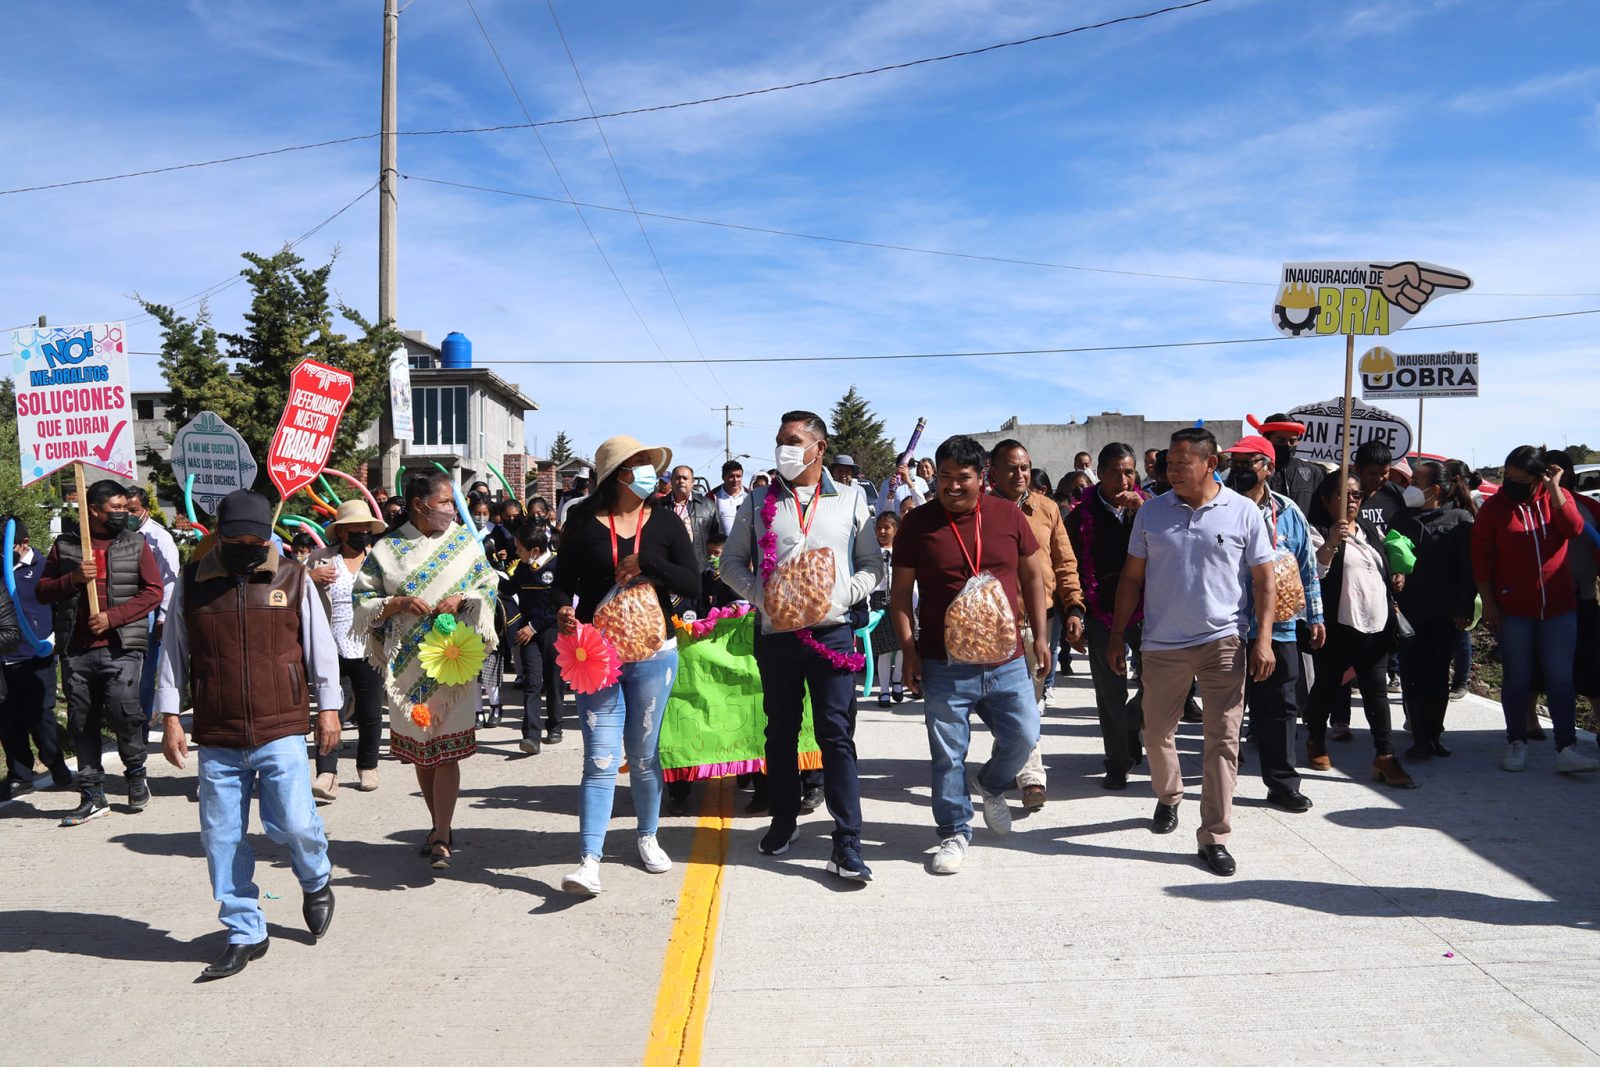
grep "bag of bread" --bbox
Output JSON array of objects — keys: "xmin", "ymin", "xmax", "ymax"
[
  {"xmin": 762, "ymin": 547, "xmax": 836, "ymax": 633},
  {"xmin": 944, "ymin": 572, "xmax": 1018, "ymax": 665},
  {"xmin": 1271, "ymin": 547, "xmax": 1305, "ymax": 623},
  {"xmin": 592, "ymin": 578, "xmax": 666, "ymax": 662}
]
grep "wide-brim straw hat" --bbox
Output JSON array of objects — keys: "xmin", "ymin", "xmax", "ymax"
[
  {"xmin": 326, "ymin": 498, "xmax": 388, "ymax": 535},
  {"xmin": 593, "ymin": 435, "xmax": 672, "ymax": 487}
]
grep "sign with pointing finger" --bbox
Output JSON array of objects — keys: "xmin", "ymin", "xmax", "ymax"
[{"xmin": 1271, "ymin": 260, "xmax": 1473, "ymax": 337}]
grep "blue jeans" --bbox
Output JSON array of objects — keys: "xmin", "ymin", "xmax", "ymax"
[
  {"xmin": 199, "ymin": 733, "xmax": 331, "ymax": 945},
  {"xmin": 922, "ymin": 657, "xmax": 1040, "ymax": 840},
  {"xmin": 1452, "ymin": 628, "xmax": 1472, "ymax": 688},
  {"xmin": 575, "ymin": 646, "xmax": 678, "ymax": 859},
  {"xmin": 1499, "ymin": 612, "xmax": 1577, "ymax": 749}
]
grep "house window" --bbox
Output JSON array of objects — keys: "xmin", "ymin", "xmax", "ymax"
[
  {"xmin": 136, "ymin": 398, "xmax": 155, "ymax": 421},
  {"xmin": 413, "ymin": 386, "xmax": 469, "ymax": 447}
]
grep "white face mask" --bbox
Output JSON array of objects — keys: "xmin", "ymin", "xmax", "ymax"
[
  {"xmin": 774, "ymin": 442, "xmax": 814, "ymax": 481},
  {"xmin": 1403, "ymin": 486, "xmax": 1426, "ymax": 508}
]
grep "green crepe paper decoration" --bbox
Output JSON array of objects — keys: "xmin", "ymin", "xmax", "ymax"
[
  {"xmin": 433, "ymin": 613, "xmax": 458, "ymax": 635},
  {"xmin": 657, "ymin": 613, "xmax": 820, "ymax": 780},
  {"xmin": 1384, "ymin": 529, "xmax": 1417, "ymax": 576}
]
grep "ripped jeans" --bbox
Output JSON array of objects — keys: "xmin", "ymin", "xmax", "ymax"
[{"xmin": 575, "ymin": 644, "xmax": 678, "ymax": 859}]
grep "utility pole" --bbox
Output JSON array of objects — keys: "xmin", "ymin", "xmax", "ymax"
[
  {"xmin": 376, "ymin": 0, "xmax": 401, "ymax": 492},
  {"xmin": 722, "ymin": 405, "xmax": 743, "ymax": 463}
]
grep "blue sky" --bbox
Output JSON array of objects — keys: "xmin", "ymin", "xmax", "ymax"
[{"xmin": 4, "ymin": 0, "xmax": 1598, "ymax": 476}]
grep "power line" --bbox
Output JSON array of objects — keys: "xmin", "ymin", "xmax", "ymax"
[
  {"xmin": 7, "ymin": 308, "xmax": 1593, "ymax": 365},
  {"xmin": 400, "ymin": 174, "xmax": 1600, "ymax": 298},
  {"xmin": 444, "ymin": 307, "xmax": 1599, "ymax": 365},
  {"xmin": 463, "ymin": 0, "xmax": 717, "ymax": 408},
  {"xmin": 545, "ymin": 0, "xmax": 736, "ymax": 405},
  {"xmin": 0, "ymin": 1, "xmax": 1215, "ymax": 197}
]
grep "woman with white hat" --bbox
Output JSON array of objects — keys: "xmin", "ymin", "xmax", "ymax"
[
  {"xmin": 552, "ymin": 435, "xmax": 701, "ymax": 896},
  {"xmin": 306, "ymin": 499, "xmax": 390, "ymax": 800}
]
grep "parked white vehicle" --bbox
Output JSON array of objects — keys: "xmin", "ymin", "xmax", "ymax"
[{"xmin": 1573, "ymin": 463, "xmax": 1600, "ymax": 503}]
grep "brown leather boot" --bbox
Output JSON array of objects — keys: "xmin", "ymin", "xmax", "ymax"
[
  {"xmin": 1307, "ymin": 740, "xmax": 1331, "ymax": 772},
  {"xmin": 1372, "ymin": 754, "xmax": 1417, "ymax": 789}
]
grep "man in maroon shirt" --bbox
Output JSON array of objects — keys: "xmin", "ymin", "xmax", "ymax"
[
  {"xmin": 37, "ymin": 480, "xmax": 163, "ymax": 825},
  {"xmin": 889, "ymin": 435, "xmax": 1051, "ymax": 876}
]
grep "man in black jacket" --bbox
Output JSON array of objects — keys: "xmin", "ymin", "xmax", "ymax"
[
  {"xmin": 664, "ymin": 465, "xmax": 721, "ymax": 571},
  {"xmin": 1262, "ymin": 413, "xmax": 1321, "ymax": 518}
]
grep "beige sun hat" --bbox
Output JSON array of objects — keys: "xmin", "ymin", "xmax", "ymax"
[
  {"xmin": 593, "ymin": 434, "xmax": 672, "ymax": 486},
  {"xmin": 325, "ymin": 498, "xmax": 387, "ymax": 535}
]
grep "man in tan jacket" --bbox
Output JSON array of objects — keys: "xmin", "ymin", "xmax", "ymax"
[{"xmin": 988, "ymin": 440, "xmax": 1086, "ymax": 810}]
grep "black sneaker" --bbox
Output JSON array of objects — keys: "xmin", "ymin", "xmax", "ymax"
[
  {"xmin": 826, "ymin": 840, "xmax": 872, "ymax": 881},
  {"xmin": 798, "ymin": 786, "xmax": 825, "ymax": 814},
  {"xmin": 61, "ymin": 795, "xmax": 110, "ymax": 826},
  {"xmin": 758, "ymin": 820, "xmax": 799, "ymax": 856},
  {"xmin": 545, "ymin": 725, "xmax": 564, "ymax": 744},
  {"xmin": 2, "ymin": 776, "xmax": 34, "ymax": 801},
  {"xmin": 127, "ymin": 776, "xmax": 150, "ymax": 812},
  {"xmin": 1181, "ymin": 698, "xmax": 1203, "ymax": 724}
]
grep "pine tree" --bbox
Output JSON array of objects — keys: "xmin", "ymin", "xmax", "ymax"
[
  {"xmin": 137, "ymin": 302, "xmax": 243, "ymax": 503},
  {"xmin": 549, "ymin": 430, "xmax": 575, "ymax": 464},
  {"xmin": 828, "ymin": 386, "xmax": 896, "ymax": 484}
]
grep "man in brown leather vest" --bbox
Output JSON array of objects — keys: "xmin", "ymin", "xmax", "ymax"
[{"xmin": 156, "ymin": 490, "xmax": 343, "ymax": 982}]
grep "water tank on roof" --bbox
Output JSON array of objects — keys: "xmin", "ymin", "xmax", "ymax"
[{"xmin": 440, "ymin": 332, "xmax": 472, "ymax": 368}]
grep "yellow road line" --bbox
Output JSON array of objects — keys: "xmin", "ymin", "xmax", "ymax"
[{"xmin": 646, "ymin": 776, "xmax": 733, "ymax": 1066}]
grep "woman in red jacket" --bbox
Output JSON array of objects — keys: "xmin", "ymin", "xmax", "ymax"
[{"xmin": 1471, "ymin": 446, "xmax": 1599, "ymax": 774}]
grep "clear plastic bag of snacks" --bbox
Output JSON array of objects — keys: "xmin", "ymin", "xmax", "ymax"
[
  {"xmin": 944, "ymin": 572, "xmax": 1018, "ymax": 664},
  {"xmin": 593, "ymin": 578, "xmax": 666, "ymax": 662},
  {"xmin": 763, "ymin": 547, "xmax": 836, "ymax": 633}
]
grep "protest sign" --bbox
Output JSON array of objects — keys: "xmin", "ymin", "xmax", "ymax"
[
  {"xmin": 1271, "ymin": 260, "xmax": 1473, "ymax": 338},
  {"xmin": 266, "ymin": 359, "xmax": 355, "ymax": 499},
  {"xmin": 170, "ymin": 411, "xmax": 258, "ymax": 513},
  {"xmin": 1359, "ymin": 347, "xmax": 1479, "ymax": 399},
  {"xmin": 9, "ymin": 321, "xmax": 134, "ymax": 486},
  {"xmin": 387, "ymin": 346, "xmax": 413, "ymax": 439},
  {"xmin": 1287, "ymin": 398, "xmax": 1412, "ymax": 465}
]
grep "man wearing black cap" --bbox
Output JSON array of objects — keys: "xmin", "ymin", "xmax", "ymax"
[{"xmin": 156, "ymin": 490, "xmax": 343, "ymax": 982}]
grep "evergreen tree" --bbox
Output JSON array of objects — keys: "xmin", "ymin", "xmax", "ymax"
[
  {"xmin": 828, "ymin": 386, "xmax": 896, "ymax": 483},
  {"xmin": 548, "ymin": 430, "xmax": 575, "ymax": 464},
  {"xmin": 137, "ymin": 303, "xmax": 242, "ymax": 503},
  {"xmin": 0, "ymin": 379, "xmax": 59, "ymax": 549}
]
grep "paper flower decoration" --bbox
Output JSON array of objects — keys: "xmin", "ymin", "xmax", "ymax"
[
  {"xmin": 410, "ymin": 703, "xmax": 431, "ymax": 729},
  {"xmin": 418, "ymin": 626, "xmax": 486, "ymax": 687},
  {"xmin": 432, "ymin": 613, "xmax": 458, "ymax": 635},
  {"xmin": 555, "ymin": 623, "xmax": 621, "ymax": 695}
]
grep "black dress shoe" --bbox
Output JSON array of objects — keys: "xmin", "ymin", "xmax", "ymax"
[
  {"xmin": 303, "ymin": 883, "xmax": 335, "ymax": 940},
  {"xmin": 744, "ymin": 795, "xmax": 770, "ymax": 815},
  {"xmin": 1151, "ymin": 802, "xmax": 1179, "ymax": 835},
  {"xmin": 1102, "ymin": 768, "xmax": 1129, "ymax": 791},
  {"xmin": 1429, "ymin": 738, "xmax": 1452, "ymax": 758},
  {"xmin": 1198, "ymin": 844, "xmax": 1236, "ymax": 876},
  {"xmin": 545, "ymin": 726, "xmax": 564, "ymax": 745},
  {"xmin": 1265, "ymin": 789, "xmax": 1313, "ymax": 813},
  {"xmin": 1404, "ymin": 744, "xmax": 1433, "ymax": 761},
  {"xmin": 798, "ymin": 786, "xmax": 825, "ymax": 814},
  {"xmin": 198, "ymin": 939, "xmax": 269, "ymax": 982},
  {"xmin": 1181, "ymin": 699, "xmax": 1203, "ymax": 724},
  {"xmin": 484, "ymin": 706, "xmax": 502, "ymax": 728}
]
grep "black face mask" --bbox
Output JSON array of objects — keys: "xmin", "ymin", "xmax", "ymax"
[
  {"xmin": 105, "ymin": 512, "xmax": 131, "ymax": 535},
  {"xmin": 1501, "ymin": 481, "xmax": 1534, "ymax": 502},
  {"xmin": 344, "ymin": 532, "xmax": 375, "ymax": 551},
  {"xmin": 1273, "ymin": 443, "xmax": 1295, "ymax": 468},
  {"xmin": 219, "ymin": 542, "xmax": 270, "ymax": 575},
  {"xmin": 1227, "ymin": 467, "xmax": 1261, "ymax": 494}
]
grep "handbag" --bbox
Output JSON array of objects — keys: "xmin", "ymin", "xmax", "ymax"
[{"xmin": 1389, "ymin": 604, "xmax": 1416, "ymax": 646}]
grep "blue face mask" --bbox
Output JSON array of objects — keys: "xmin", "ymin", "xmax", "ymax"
[{"xmin": 625, "ymin": 465, "xmax": 657, "ymax": 500}]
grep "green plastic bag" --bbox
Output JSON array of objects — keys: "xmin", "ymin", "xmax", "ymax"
[
  {"xmin": 1384, "ymin": 529, "xmax": 1417, "ymax": 576},
  {"xmin": 657, "ymin": 613, "xmax": 819, "ymax": 780}
]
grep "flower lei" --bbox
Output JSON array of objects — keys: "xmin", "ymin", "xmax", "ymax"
[
  {"xmin": 672, "ymin": 602, "xmax": 753, "ymax": 641},
  {"xmin": 1072, "ymin": 481, "xmax": 1148, "ymax": 629},
  {"xmin": 759, "ymin": 485, "xmax": 867, "ymax": 672}
]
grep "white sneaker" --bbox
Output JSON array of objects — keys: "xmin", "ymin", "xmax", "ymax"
[
  {"xmin": 561, "ymin": 855, "xmax": 603, "ymax": 896},
  {"xmin": 638, "ymin": 833, "xmax": 673, "ymax": 874},
  {"xmin": 966, "ymin": 767, "xmax": 1012, "ymax": 834},
  {"xmin": 1555, "ymin": 745, "xmax": 1600, "ymax": 774},
  {"xmin": 931, "ymin": 835, "xmax": 968, "ymax": 875},
  {"xmin": 1500, "ymin": 741, "xmax": 1528, "ymax": 772}
]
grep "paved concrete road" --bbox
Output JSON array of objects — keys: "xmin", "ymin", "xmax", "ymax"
[{"xmin": 3, "ymin": 675, "xmax": 1598, "ymax": 1064}]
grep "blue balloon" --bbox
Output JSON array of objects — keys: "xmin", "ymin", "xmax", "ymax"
[{"xmin": 4, "ymin": 519, "xmax": 53, "ymax": 657}]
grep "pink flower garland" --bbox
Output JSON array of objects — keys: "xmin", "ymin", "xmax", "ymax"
[
  {"xmin": 760, "ymin": 486, "xmax": 867, "ymax": 672},
  {"xmin": 1071, "ymin": 481, "xmax": 1148, "ymax": 630},
  {"xmin": 674, "ymin": 602, "xmax": 753, "ymax": 640}
]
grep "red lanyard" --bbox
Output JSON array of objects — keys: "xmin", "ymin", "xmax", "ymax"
[
  {"xmin": 790, "ymin": 484, "xmax": 821, "ymax": 542},
  {"xmin": 607, "ymin": 508, "xmax": 648, "ymax": 569},
  {"xmin": 945, "ymin": 504, "xmax": 984, "ymax": 577},
  {"xmin": 1267, "ymin": 497, "xmax": 1280, "ymax": 548}
]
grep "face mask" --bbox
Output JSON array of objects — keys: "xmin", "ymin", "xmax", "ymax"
[
  {"xmin": 625, "ymin": 465, "xmax": 657, "ymax": 500},
  {"xmin": 220, "ymin": 542, "xmax": 269, "ymax": 575},
  {"xmin": 345, "ymin": 532, "xmax": 375, "ymax": 551},
  {"xmin": 430, "ymin": 504, "xmax": 459, "ymax": 528},
  {"xmin": 473, "ymin": 515, "xmax": 490, "ymax": 530},
  {"xmin": 1273, "ymin": 443, "xmax": 1295, "ymax": 468},
  {"xmin": 775, "ymin": 443, "xmax": 813, "ymax": 481},
  {"xmin": 1502, "ymin": 481, "xmax": 1533, "ymax": 502},
  {"xmin": 128, "ymin": 513, "xmax": 146, "ymax": 530},
  {"xmin": 105, "ymin": 512, "xmax": 131, "ymax": 535},
  {"xmin": 1402, "ymin": 486, "xmax": 1426, "ymax": 508},
  {"xmin": 1226, "ymin": 466, "xmax": 1260, "ymax": 493}
]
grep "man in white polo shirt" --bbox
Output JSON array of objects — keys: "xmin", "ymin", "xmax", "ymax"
[{"xmin": 1107, "ymin": 427, "xmax": 1276, "ymax": 877}]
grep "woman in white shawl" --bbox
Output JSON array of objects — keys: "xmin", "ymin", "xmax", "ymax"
[{"xmin": 353, "ymin": 471, "xmax": 499, "ymax": 868}]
